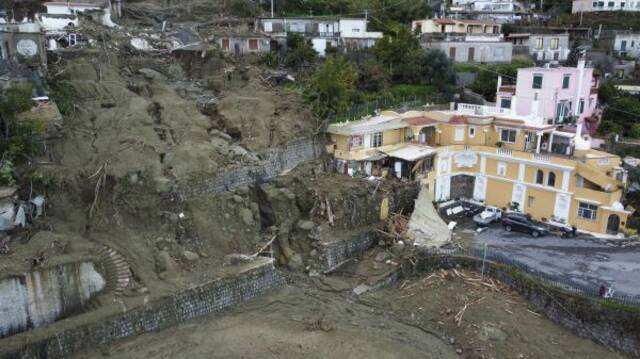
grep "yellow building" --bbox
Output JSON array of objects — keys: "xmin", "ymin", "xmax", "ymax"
[{"xmin": 326, "ymin": 103, "xmax": 631, "ymax": 236}]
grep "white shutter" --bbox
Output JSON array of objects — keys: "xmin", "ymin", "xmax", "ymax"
[
  {"xmin": 363, "ymin": 134, "xmax": 371, "ymax": 148},
  {"xmin": 264, "ymin": 22, "xmax": 272, "ymax": 32}
]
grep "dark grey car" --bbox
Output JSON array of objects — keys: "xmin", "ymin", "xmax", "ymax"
[{"xmin": 501, "ymin": 213, "xmax": 549, "ymax": 238}]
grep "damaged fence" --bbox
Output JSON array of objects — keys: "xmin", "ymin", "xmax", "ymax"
[
  {"xmin": 327, "ymin": 94, "xmax": 451, "ymax": 124},
  {"xmin": 180, "ymin": 136, "xmax": 325, "ymax": 197}
]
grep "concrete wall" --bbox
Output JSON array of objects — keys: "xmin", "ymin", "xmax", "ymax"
[
  {"xmin": 0, "ymin": 259, "xmax": 285, "ymax": 359},
  {"xmin": 180, "ymin": 136, "xmax": 324, "ymax": 196},
  {"xmin": 0, "ymin": 261, "xmax": 105, "ymax": 338}
]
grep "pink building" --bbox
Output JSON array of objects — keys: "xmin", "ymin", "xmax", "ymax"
[{"xmin": 496, "ymin": 60, "xmax": 600, "ymax": 134}]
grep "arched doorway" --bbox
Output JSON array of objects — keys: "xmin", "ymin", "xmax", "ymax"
[{"xmin": 607, "ymin": 214, "xmax": 620, "ymax": 235}]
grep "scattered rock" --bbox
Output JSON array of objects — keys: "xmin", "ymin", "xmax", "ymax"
[
  {"xmin": 232, "ymin": 194, "xmax": 243, "ymax": 203},
  {"xmin": 224, "ymin": 254, "xmax": 254, "ymax": 266},
  {"xmin": 375, "ymin": 251, "xmax": 391, "ymax": 262},
  {"xmin": 287, "ymin": 253, "xmax": 305, "ymax": 271},
  {"xmin": 448, "ymin": 337, "xmax": 456, "ymax": 345},
  {"xmin": 181, "ymin": 250, "xmax": 199, "ymax": 262},
  {"xmin": 155, "ymin": 251, "xmax": 178, "ymax": 277},
  {"xmin": 297, "ymin": 220, "xmax": 315, "ymax": 231},
  {"xmin": 478, "ymin": 323, "xmax": 508, "ymax": 342},
  {"xmin": 209, "ymin": 129, "xmax": 232, "ymax": 142},
  {"xmin": 138, "ymin": 68, "xmax": 166, "ymax": 81},
  {"xmin": 455, "ymin": 348, "xmax": 463, "ymax": 355},
  {"xmin": 353, "ymin": 284, "xmax": 371, "ymax": 295},
  {"xmin": 309, "ymin": 249, "xmax": 318, "ymax": 257},
  {"xmin": 236, "ymin": 186, "xmax": 250, "ymax": 195},
  {"xmin": 239, "ymin": 207, "xmax": 254, "ymax": 226}
]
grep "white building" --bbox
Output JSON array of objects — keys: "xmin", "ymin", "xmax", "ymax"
[
  {"xmin": 507, "ymin": 33, "xmax": 570, "ymax": 63},
  {"xmin": 448, "ymin": 0, "xmax": 528, "ymax": 23},
  {"xmin": 255, "ymin": 17, "xmax": 382, "ymax": 57},
  {"xmin": 614, "ymin": 32, "xmax": 640, "ymax": 58},
  {"xmin": 572, "ymin": 0, "xmax": 640, "ymax": 12}
]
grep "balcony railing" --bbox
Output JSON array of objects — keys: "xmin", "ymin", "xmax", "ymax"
[{"xmin": 456, "ymin": 103, "xmax": 513, "ymax": 116}]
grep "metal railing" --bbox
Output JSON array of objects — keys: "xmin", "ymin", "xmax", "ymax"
[
  {"xmin": 420, "ymin": 245, "xmax": 640, "ymax": 307},
  {"xmin": 327, "ymin": 94, "xmax": 451, "ymax": 124}
]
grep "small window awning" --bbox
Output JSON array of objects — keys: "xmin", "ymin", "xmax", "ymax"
[{"xmin": 381, "ymin": 144, "xmax": 435, "ymax": 162}]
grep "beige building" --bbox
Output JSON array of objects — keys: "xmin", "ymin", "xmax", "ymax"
[{"xmin": 326, "ymin": 103, "xmax": 630, "ymax": 236}]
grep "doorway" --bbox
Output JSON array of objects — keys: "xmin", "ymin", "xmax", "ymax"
[{"xmin": 607, "ymin": 214, "xmax": 620, "ymax": 235}]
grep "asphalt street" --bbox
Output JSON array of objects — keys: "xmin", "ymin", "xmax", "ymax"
[{"xmin": 465, "ymin": 226, "xmax": 640, "ymax": 297}]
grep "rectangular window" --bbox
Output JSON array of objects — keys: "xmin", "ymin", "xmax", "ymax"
[
  {"xmin": 550, "ymin": 37, "xmax": 559, "ymax": 50},
  {"xmin": 349, "ymin": 135, "xmax": 363, "ymax": 148},
  {"xmin": 578, "ymin": 202, "xmax": 598, "ymax": 220},
  {"xmin": 500, "ymin": 98, "xmax": 512, "ymax": 109},
  {"xmin": 535, "ymin": 38, "xmax": 543, "ymax": 49},
  {"xmin": 454, "ymin": 127, "xmax": 465, "ymax": 142},
  {"xmin": 608, "ymin": 1, "xmax": 614, "ymax": 6},
  {"xmin": 497, "ymin": 162, "xmax": 507, "ymax": 176},
  {"xmin": 500, "ymin": 129, "xmax": 517, "ymax": 143},
  {"xmin": 592, "ymin": 1, "xmax": 598, "ymax": 6},
  {"xmin": 532, "ymin": 74, "xmax": 543, "ymax": 89},
  {"xmin": 579, "ymin": 99, "xmax": 585, "ymax": 114},
  {"xmin": 264, "ymin": 22, "xmax": 273, "ymax": 32},
  {"xmin": 249, "ymin": 39, "xmax": 258, "ymax": 50},
  {"xmin": 527, "ymin": 195, "xmax": 535, "ymax": 208},
  {"xmin": 372, "ymin": 132, "xmax": 383, "ymax": 147},
  {"xmin": 562, "ymin": 75, "xmax": 570, "ymax": 89}
]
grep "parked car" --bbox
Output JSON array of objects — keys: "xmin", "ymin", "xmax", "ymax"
[
  {"xmin": 501, "ymin": 213, "xmax": 549, "ymax": 237},
  {"xmin": 473, "ymin": 206, "xmax": 502, "ymax": 227}
]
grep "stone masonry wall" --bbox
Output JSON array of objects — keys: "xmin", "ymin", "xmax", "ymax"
[
  {"xmin": 321, "ymin": 231, "xmax": 378, "ymax": 270},
  {"xmin": 181, "ymin": 136, "xmax": 325, "ymax": 197},
  {"xmin": 408, "ymin": 254, "xmax": 640, "ymax": 358},
  {"xmin": 0, "ymin": 260, "xmax": 285, "ymax": 359}
]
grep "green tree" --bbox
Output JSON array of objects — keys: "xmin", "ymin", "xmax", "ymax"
[
  {"xmin": 368, "ymin": 0, "xmax": 432, "ymax": 31},
  {"xmin": 304, "ymin": 56, "xmax": 358, "ymax": 119},
  {"xmin": 600, "ymin": 93, "xmax": 640, "ymax": 138},
  {"xmin": 357, "ymin": 58, "xmax": 389, "ymax": 92},
  {"xmin": 373, "ymin": 26, "xmax": 423, "ymax": 83},
  {"xmin": 284, "ymin": 32, "xmax": 318, "ymax": 69},
  {"xmin": 420, "ymin": 49, "xmax": 455, "ymax": 88},
  {"xmin": 470, "ymin": 58, "xmax": 534, "ymax": 101},
  {"xmin": 0, "ymin": 86, "xmax": 37, "ymax": 185}
]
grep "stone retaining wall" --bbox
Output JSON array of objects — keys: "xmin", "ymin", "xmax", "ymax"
[
  {"xmin": 181, "ymin": 137, "xmax": 325, "ymax": 196},
  {"xmin": 320, "ymin": 231, "xmax": 378, "ymax": 271},
  {"xmin": 407, "ymin": 254, "xmax": 640, "ymax": 358},
  {"xmin": 0, "ymin": 259, "xmax": 285, "ymax": 359}
]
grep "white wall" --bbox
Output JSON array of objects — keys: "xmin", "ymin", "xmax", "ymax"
[
  {"xmin": 0, "ymin": 261, "xmax": 105, "ymax": 338},
  {"xmin": 38, "ymin": 14, "xmax": 79, "ymax": 32},
  {"xmin": 339, "ymin": 19, "xmax": 367, "ymax": 38}
]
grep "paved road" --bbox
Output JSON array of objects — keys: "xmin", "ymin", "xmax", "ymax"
[{"xmin": 466, "ymin": 226, "xmax": 640, "ymax": 297}]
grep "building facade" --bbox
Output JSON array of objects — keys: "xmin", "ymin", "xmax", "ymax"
[
  {"xmin": 496, "ymin": 60, "xmax": 599, "ymax": 131},
  {"xmin": 412, "ymin": 19, "xmax": 512, "ymax": 63},
  {"xmin": 572, "ymin": 0, "xmax": 640, "ymax": 12},
  {"xmin": 507, "ymin": 33, "xmax": 570, "ymax": 63},
  {"xmin": 613, "ymin": 32, "xmax": 640, "ymax": 58},
  {"xmin": 326, "ymin": 103, "xmax": 629, "ymax": 236},
  {"xmin": 448, "ymin": 0, "xmax": 528, "ymax": 23},
  {"xmin": 255, "ymin": 17, "xmax": 382, "ymax": 57}
]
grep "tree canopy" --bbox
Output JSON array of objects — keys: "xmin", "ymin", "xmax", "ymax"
[{"xmin": 304, "ymin": 56, "xmax": 358, "ymax": 119}]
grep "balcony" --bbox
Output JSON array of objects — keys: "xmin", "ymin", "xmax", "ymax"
[{"xmin": 456, "ymin": 103, "xmax": 514, "ymax": 116}]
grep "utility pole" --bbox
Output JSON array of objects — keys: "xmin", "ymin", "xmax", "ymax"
[{"xmin": 271, "ymin": 0, "xmax": 274, "ymax": 18}]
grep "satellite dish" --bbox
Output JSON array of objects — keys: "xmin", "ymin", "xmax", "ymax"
[{"xmin": 16, "ymin": 39, "xmax": 38, "ymax": 57}]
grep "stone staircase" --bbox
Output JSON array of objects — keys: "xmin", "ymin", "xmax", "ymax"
[{"xmin": 97, "ymin": 245, "xmax": 132, "ymax": 296}]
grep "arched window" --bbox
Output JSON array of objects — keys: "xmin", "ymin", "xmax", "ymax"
[
  {"xmin": 547, "ymin": 172, "xmax": 556, "ymax": 187},
  {"xmin": 535, "ymin": 170, "xmax": 544, "ymax": 184}
]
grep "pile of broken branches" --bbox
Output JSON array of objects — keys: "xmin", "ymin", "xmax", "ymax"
[{"xmin": 376, "ymin": 212, "xmax": 410, "ymax": 244}]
